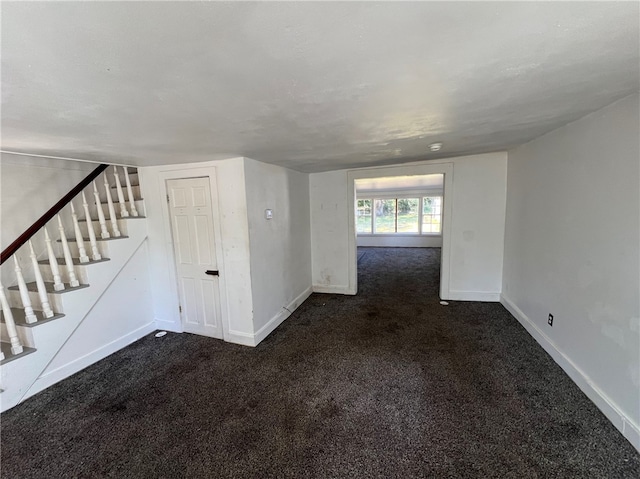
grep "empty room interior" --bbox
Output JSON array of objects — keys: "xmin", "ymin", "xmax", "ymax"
[{"xmin": 0, "ymin": 2, "xmax": 639, "ymax": 477}]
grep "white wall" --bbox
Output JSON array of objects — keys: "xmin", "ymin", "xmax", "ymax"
[
  {"xmin": 244, "ymin": 158, "xmax": 312, "ymax": 343},
  {"xmin": 310, "ymin": 153, "xmax": 507, "ymax": 300},
  {"xmin": 140, "ymin": 158, "xmax": 255, "ymax": 345},
  {"xmin": 310, "ymin": 170, "xmax": 351, "ymax": 293},
  {"xmin": 502, "ymin": 93, "xmax": 640, "ymax": 450},
  {"xmin": 27, "ymin": 241, "xmax": 155, "ymax": 396},
  {"xmin": 0, "ymin": 153, "xmax": 96, "ymax": 251},
  {"xmin": 0, "ymin": 154, "xmax": 97, "ymax": 286},
  {"xmin": 448, "ymin": 154, "xmax": 507, "ymax": 300}
]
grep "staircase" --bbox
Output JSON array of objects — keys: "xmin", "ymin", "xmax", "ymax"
[{"xmin": 0, "ymin": 165, "xmax": 148, "ymax": 412}]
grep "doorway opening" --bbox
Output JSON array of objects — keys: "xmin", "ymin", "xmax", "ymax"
[
  {"xmin": 346, "ymin": 163, "xmax": 453, "ymax": 299},
  {"xmin": 355, "ymin": 174, "xmax": 444, "ymax": 244},
  {"xmin": 355, "ymin": 174, "xmax": 444, "ymax": 297}
]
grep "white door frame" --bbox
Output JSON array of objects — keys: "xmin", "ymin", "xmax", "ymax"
[
  {"xmin": 156, "ymin": 167, "xmax": 230, "ymax": 341},
  {"xmin": 346, "ymin": 162, "xmax": 454, "ymax": 299}
]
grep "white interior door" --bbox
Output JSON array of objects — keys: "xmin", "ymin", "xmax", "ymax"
[{"xmin": 167, "ymin": 177, "xmax": 223, "ymax": 339}]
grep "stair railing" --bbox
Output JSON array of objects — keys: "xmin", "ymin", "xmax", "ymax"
[{"xmin": 0, "ymin": 164, "xmax": 139, "ymax": 361}]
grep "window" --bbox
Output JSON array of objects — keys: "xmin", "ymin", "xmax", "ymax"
[
  {"xmin": 356, "ymin": 195, "xmax": 443, "ymax": 235},
  {"xmin": 397, "ymin": 198, "xmax": 419, "ymax": 233},
  {"xmin": 356, "ymin": 199, "xmax": 372, "ymax": 233},
  {"xmin": 422, "ymin": 196, "xmax": 442, "ymax": 234},
  {"xmin": 374, "ymin": 199, "xmax": 396, "ymax": 233}
]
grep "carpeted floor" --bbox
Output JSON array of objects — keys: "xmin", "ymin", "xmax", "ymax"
[{"xmin": 2, "ymin": 247, "xmax": 639, "ymax": 478}]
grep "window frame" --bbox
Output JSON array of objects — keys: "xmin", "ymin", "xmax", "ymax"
[
  {"xmin": 421, "ymin": 195, "xmax": 443, "ymax": 235},
  {"xmin": 355, "ymin": 192, "xmax": 443, "ymax": 237},
  {"xmin": 355, "ymin": 199, "xmax": 373, "ymax": 234}
]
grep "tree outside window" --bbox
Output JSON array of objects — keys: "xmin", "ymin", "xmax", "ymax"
[{"xmin": 374, "ymin": 199, "xmax": 396, "ymax": 233}]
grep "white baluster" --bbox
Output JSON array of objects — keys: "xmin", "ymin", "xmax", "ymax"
[
  {"xmin": 104, "ymin": 174, "xmax": 121, "ymax": 237},
  {"xmin": 0, "ymin": 284, "xmax": 23, "ymax": 355},
  {"xmin": 57, "ymin": 214, "xmax": 80, "ymax": 287},
  {"xmin": 44, "ymin": 227, "xmax": 65, "ymax": 291},
  {"xmin": 28, "ymin": 240, "xmax": 54, "ymax": 318},
  {"xmin": 93, "ymin": 180, "xmax": 110, "ymax": 239},
  {"xmin": 70, "ymin": 201, "xmax": 90, "ymax": 263},
  {"xmin": 81, "ymin": 191, "xmax": 102, "ymax": 261},
  {"xmin": 114, "ymin": 168, "xmax": 129, "ymax": 218},
  {"xmin": 123, "ymin": 166, "xmax": 139, "ymax": 217},
  {"xmin": 13, "ymin": 256, "xmax": 37, "ymax": 324}
]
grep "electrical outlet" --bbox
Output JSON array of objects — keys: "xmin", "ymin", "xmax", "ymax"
[{"xmin": 548, "ymin": 314, "xmax": 553, "ymax": 327}]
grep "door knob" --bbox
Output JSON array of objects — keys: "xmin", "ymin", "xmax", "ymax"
[{"xmin": 205, "ymin": 270, "xmax": 219, "ymax": 276}]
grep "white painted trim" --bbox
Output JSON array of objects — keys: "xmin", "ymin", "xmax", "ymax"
[
  {"xmin": 154, "ymin": 317, "xmax": 183, "ymax": 334},
  {"xmin": 312, "ymin": 284, "xmax": 355, "ymax": 295},
  {"xmin": 154, "ymin": 166, "xmax": 231, "ymax": 343},
  {"xmin": 226, "ymin": 330, "xmax": 256, "ymax": 347},
  {"xmin": 357, "ymin": 236, "xmax": 442, "ymax": 248},
  {"xmin": 346, "ymin": 163, "xmax": 454, "ymax": 299},
  {"xmin": 357, "ymin": 233, "xmax": 442, "ymax": 238},
  {"xmin": 447, "ymin": 291, "xmax": 501, "ymax": 302},
  {"xmin": 225, "ymin": 286, "xmax": 314, "ymax": 347},
  {"xmin": 253, "ymin": 286, "xmax": 313, "ymax": 346},
  {"xmin": 24, "ymin": 322, "xmax": 156, "ymax": 400},
  {"xmin": 624, "ymin": 421, "xmax": 640, "ymax": 454},
  {"xmin": 501, "ymin": 294, "xmax": 640, "ymax": 452}
]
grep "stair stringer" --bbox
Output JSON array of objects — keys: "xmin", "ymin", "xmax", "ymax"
[{"xmin": 0, "ymin": 219, "xmax": 149, "ymax": 412}]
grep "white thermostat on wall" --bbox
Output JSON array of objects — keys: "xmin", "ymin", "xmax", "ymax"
[{"xmin": 265, "ymin": 209, "xmax": 273, "ymax": 220}]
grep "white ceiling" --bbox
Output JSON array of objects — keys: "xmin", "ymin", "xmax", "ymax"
[
  {"xmin": 1, "ymin": 2, "xmax": 638, "ymax": 173},
  {"xmin": 356, "ymin": 174, "xmax": 443, "ymax": 192}
]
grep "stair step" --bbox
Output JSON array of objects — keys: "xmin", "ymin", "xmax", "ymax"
[
  {"xmin": 0, "ymin": 342, "xmax": 36, "ymax": 365},
  {"xmin": 58, "ymin": 236, "xmax": 129, "ymax": 243},
  {"xmin": 38, "ymin": 257, "xmax": 110, "ymax": 266},
  {"xmin": 8, "ymin": 282, "xmax": 89, "ymax": 294},
  {"xmin": 1, "ymin": 308, "xmax": 65, "ymax": 327},
  {"xmin": 111, "ymin": 183, "xmax": 140, "ymax": 189}
]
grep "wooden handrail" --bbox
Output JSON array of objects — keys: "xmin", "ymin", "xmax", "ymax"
[{"xmin": 1, "ymin": 164, "xmax": 109, "ymax": 265}]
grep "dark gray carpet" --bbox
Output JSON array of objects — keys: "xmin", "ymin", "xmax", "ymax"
[{"xmin": 2, "ymin": 247, "xmax": 639, "ymax": 478}]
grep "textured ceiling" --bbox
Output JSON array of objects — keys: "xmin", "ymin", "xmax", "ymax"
[{"xmin": 1, "ymin": 2, "xmax": 638, "ymax": 173}]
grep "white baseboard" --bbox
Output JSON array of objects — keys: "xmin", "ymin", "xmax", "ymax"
[
  {"xmin": 623, "ymin": 419, "xmax": 640, "ymax": 453},
  {"xmin": 313, "ymin": 284, "xmax": 354, "ymax": 295},
  {"xmin": 24, "ymin": 322, "xmax": 156, "ymax": 400},
  {"xmin": 501, "ymin": 294, "xmax": 640, "ymax": 452},
  {"xmin": 163, "ymin": 287, "xmax": 313, "ymax": 348},
  {"xmin": 253, "ymin": 286, "xmax": 313, "ymax": 346},
  {"xmin": 447, "ymin": 290, "xmax": 501, "ymax": 302},
  {"xmin": 225, "ymin": 286, "xmax": 314, "ymax": 347},
  {"xmin": 226, "ymin": 330, "xmax": 257, "ymax": 347},
  {"xmin": 154, "ymin": 317, "xmax": 183, "ymax": 333}
]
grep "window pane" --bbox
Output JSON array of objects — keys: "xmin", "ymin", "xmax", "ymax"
[
  {"xmin": 422, "ymin": 196, "xmax": 442, "ymax": 234},
  {"xmin": 397, "ymin": 198, "xmax": 419, "ymax": 233},
  {"xmin": 374, "ymin": 199, "xmax": 396, "ymax": 233},
  {"xmin": 356, "ymin": 199, "xmax": 372, "ymax": 233}
]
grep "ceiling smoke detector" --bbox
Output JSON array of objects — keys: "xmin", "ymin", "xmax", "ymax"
[{"xmin": 428, "ymin": 142, "xmax": 443, "ymax": 152}]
